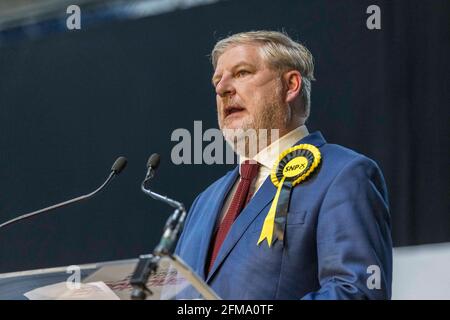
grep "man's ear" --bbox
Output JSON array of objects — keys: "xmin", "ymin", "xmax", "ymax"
[{"xmin": 283, "ymin": 70, "xmax": 302, "ymax": 104}]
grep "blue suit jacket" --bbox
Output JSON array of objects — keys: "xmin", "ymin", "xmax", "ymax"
[{"xmin": 175, "ymin": 131, "xmax": 392, "ymax": 299}]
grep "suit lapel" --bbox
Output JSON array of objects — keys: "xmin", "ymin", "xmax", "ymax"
[
  {"xmin": 206, "ymin": 131, "xmax": 327, "ymax": 282},
  {"xmin": 206, "ymin": 176, "xmax": 276, "ymax": 282},
  {"xmin": 196, "ymin": 167, "xmax": 239, "ymax": 279}
]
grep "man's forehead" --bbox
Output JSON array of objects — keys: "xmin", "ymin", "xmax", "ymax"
[{"xmin": 215, "ymin": 44, "xmax": 264, "ymax": 71}]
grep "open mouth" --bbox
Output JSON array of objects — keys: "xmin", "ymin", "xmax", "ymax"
[{"xmin": 224, "ymin": 105, "xmax": 245, "ymax": 118}]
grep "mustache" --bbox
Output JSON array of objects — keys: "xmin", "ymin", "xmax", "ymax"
[
  {"xmin": 220, "ymin": 99, "xmax": 245, "ymax": 116},
  {"xmin": 220, "ymin": 96, "xmax": 242, "ymax": 108}
]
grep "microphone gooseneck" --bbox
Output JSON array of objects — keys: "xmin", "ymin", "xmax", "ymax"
[
  {"xmin": 141, "ymin": 153, "xmax": 183, "ymax": 210},
  {"xmin": 0, "ymin": 156, "xmax": 128, "ymax": 229},
  {"xmin": 131, "ymin": 153, "xmax": 219, "ymax": 300}
]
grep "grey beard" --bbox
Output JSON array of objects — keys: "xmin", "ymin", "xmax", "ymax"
[{"xmin": 222, "ymin": 127, "xmax": 281, "ymax": 159}]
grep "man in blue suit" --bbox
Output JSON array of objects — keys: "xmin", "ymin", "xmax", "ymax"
[{"xmin": 175, "ymin": 31, "xmax": 392, "ymax": 299}]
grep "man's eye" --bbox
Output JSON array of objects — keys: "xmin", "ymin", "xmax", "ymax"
[{"xmin": 236, "ymin": 70, "xmax": 250, "ymax": 77}]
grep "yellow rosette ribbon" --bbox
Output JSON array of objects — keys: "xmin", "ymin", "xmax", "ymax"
[{"xmin": 257, "ymin": 144, "xmax": 321, "ymax": 247}]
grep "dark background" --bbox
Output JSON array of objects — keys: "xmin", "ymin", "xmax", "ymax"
[{"xmin": 0, "ymin": 0, "xmax": 448, "ymax": 273}]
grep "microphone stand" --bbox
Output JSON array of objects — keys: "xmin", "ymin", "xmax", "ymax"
[
  {"xmin": 0, "ymin": 157, "xmax": 127, "ymax": 229},
  {"xmin": 130, "ymin": 177, "xmax": 220, "ymax": 300}
]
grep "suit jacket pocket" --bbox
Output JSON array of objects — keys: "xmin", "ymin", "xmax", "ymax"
[
  {"xmin": 286, "ymin": 210, "xmax": 307, "ymax": 225},
  {"xmin": 251, "ymin": 210, "xmax": 307, "ymax": 233}
]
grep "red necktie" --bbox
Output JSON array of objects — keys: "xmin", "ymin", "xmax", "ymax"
[{"xmin": 207, "ymin": 160, "xmax": 260, "ymax": 273}]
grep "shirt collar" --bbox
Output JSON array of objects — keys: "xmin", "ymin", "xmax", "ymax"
[{"xmin": 239, "ymin": 125, "xmax": 309, "ymax": 171}]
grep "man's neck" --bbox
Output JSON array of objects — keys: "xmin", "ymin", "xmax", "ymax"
[{"xmin": 239, "ymin": 125, "xmax": 309, "ymax": 166}]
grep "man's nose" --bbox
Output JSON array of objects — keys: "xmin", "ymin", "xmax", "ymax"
[{"xmin": 215, "ymin": 75, "xmax": 235, "ymax": 98}]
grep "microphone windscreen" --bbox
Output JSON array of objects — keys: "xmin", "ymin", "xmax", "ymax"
[
  {"xmin": 111, "ymin": 156, "xmax": 128, "ymax": 174},
  {"xmin": 147, "ymin": 153, "xmax": 161, "ymax": 170}
]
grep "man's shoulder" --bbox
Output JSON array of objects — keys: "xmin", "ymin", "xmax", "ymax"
[
  {"xmin": 181, "ymin": 167, "xmax": 237, "ymax": 229},
  {"xmin": 316, "ymin": 141, "xmax": 385, "ymax": 190},
  {"xmin": 192, "ymin": 167, "xmax": 237, "ymax": 202},
  {"xmin": 321, "ymin": 142, "xmax": 381, "ymax": 171},
  {"xmin": 317, "ymin": 141, "xmax": 387, "ymax": 200},
  {"xmin": 297, "ymin": 131, "xmax": 380, "ymax": 173}
]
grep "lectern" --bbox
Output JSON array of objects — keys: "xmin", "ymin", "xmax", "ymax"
[{"xmin": 0, "ymin": 256, "xmax": 219, "ymax": 300}]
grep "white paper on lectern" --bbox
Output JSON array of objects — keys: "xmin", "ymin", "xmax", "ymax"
[
  {"xmin": 24, "ymin": 281, "xmax": 120, "ymax": 300},
  {"xmin": 83, "ymin": 259, "xmax": 191, "ymax": 300}
]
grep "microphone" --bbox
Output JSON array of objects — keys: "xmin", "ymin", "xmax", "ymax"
[
  {"xmin": 141, "ymin": 154, "xmax": 183, "ymax": 210},
  {"xmin": 131, "ymin": 154, "xmax": 220, "ymax": 300},
  {"xmin": 140, "ymin": 154, "xmax": 186, "ymax": 253},
  {"xmin": 111, "ymin": 156, "xmax": 128, "ymax": 174},
  {"xmin": 144, "ymin": 153, "xmax": 160, "ymax": 182},
  {"xmin": 0, "ymin": 156, "xmax": 128, "ymax": 229},
  {"xmin": 131, "ymin": 154, "xmax": 186, "ymax": 300}
]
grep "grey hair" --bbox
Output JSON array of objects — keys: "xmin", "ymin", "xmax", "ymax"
[{"xmin": 211, "ymin": 30, "xmax": 315, "ymax": 118}]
